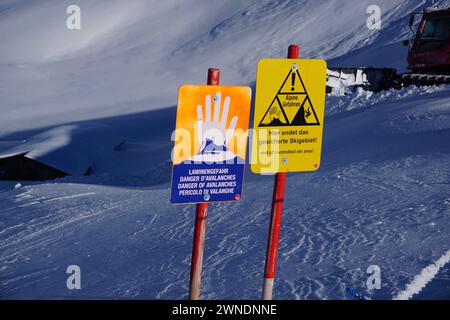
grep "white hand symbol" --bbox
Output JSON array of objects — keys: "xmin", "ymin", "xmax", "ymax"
[{"xmin": 192, "ymin": 92, "xmax": 238, "ymax": 163}]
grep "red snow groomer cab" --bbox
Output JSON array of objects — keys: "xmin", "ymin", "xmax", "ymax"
[{"xmin": 406, "ymin": 7, "xmax": 450, "ymax": 74}]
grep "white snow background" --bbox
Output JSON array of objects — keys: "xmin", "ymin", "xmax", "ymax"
[{"xmin": 0, "ymin": 0, "xmax": 450, "ymax": 299}]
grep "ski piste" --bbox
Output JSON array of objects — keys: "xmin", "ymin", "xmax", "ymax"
[{"xmin": 0, "ymin": 0, "xmax": 449, "ymax": 303}]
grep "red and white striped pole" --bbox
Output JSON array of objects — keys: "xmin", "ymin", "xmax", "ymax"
[
  {"xmin": 189, "ymin": 68, "xmax": 220, "ymax": 300},
  {"xmin": 262, "ymin": 44, "xmax": 299, "ymax": 300}
]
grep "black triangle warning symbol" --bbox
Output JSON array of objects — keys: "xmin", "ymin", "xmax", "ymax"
[{"xmin": 259, "ymin": 65, "xmax": 320, "ymax": 127}]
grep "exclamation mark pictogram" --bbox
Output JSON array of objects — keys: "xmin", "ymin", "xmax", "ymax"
[{"xmin": 291, "ymin": 73, "xmax": 295, "ymax": 91}]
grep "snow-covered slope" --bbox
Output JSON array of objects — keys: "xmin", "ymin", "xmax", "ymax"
[
  {"xmin": 1, "ymin": 0, "xmax": 450, "ymax": 300},
  {"xmin": 1, "ymin": 84, "xmax": 449, "ymax": 300},
  {"xmin": 1, "ymin": 0, "xmax": 446, "ymax": 134}
]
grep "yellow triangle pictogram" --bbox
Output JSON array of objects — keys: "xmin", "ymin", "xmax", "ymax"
[
  {"xmin": 302, "ymin": 97, "xmax": 319, "ymax": 125},
  {"xmin": 259, "ymin": 98, "xmax": 289, "ymax": 126},
  {"xmin": 279, "ymin": 69, "xmax": 307, "ymax": 94},
  {"xmin": 278, "ymin": 94, "xmax": 307, "ymax": 123}
]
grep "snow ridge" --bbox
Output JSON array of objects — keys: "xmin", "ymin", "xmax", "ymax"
[{"xmin": 394, "ymin": 249, "xmax": 450, "ymax": 300}]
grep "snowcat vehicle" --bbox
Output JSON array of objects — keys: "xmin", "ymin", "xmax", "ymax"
[{"xmin": 326, "ymin": 6, "xmax": 450, "ymax": 94}]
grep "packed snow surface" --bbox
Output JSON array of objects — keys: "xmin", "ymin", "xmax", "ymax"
[{"xmin": 1, "ymin": 0, "xmax": 450, "ymax": 299}]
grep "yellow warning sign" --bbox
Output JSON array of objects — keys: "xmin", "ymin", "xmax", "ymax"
[{"xmin": 251, "ymin": 59, "xmax": 327, "ymax": 174}]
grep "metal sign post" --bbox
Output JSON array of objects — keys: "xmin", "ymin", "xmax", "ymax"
[
  {"xmin": 189, "ymin": 202, "xmax": 208, "ymax": 300},
  {"xmin": 189, "ymin": 68, "xmax": 220, "ymax": 300},
  {"xmin": 172, "ymin": 66, "xmax": 251, "ymax": 299},
  {"xmin": 262, "ymin": 45, "xmax": 299, "ymax": 300}
]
